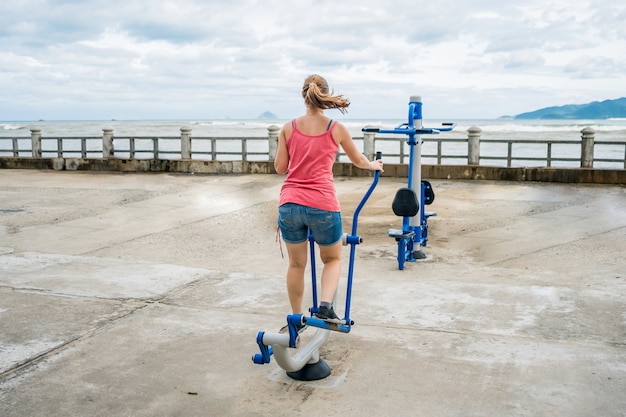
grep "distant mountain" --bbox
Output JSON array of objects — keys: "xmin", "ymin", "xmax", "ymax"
[
  {"xmin": 258, "ymin": 111, "xmax": 278, "ymax": 119},
  {"xmin": 513, "ymin": 97, "xmax": 626, "ymax": 120}
]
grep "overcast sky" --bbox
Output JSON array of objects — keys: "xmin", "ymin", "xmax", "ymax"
[{"xmin": 1, "ymin": 0, "xmax": 624, "ymax": 121}]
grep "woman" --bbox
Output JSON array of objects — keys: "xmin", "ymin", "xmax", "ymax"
[{"xmin": 275, "ymin": 74, "xmax": 384, "ymax": 322}]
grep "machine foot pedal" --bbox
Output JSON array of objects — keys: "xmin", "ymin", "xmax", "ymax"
[{"xmin": 387, "ymin": 228, "xmax": 415, "ymax": 239}]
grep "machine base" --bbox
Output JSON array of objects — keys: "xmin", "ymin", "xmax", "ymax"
[{"xmin": 286, "ymin": 359, "xmax": 331, "ymax": 381}]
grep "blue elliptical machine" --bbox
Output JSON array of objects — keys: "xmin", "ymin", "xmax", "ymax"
[
  {"xmin": 253, "ymin": 153, "xmax": 382, "ymax": 380},
  {"xmin": 362, "ymin": 96, "xmax": 455, "ymax": 270}
]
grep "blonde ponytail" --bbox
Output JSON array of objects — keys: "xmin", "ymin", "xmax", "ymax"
[{"xmin": 302, "ymin": 74, "xmax": 350, "ymax": 114}]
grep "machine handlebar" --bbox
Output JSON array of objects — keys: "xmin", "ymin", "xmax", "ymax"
[{"xmin": 362, "ymin": 122, "xmax": 456, "ymax": 135}]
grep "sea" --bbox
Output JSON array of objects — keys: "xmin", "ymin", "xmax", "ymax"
[
  {"xmin": 2, "ymin": 118, "xmax": 625, "ymax": 168},
  {"xmin": 2, "ymin": 118, "xmax": 626, "ymax": 140}
]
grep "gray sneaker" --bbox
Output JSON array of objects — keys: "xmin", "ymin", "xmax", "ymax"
[{"xmin": 316, "ymin": 305, "xmax": 343, "ymax": 323}]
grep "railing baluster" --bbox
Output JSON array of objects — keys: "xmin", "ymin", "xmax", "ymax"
[
  {"xmin": 437, "ymin": 139, "xmax": 442, "ymax": 165},
  {"xmin": 546, "ymin": 142, "xmax": 552, "ymax": 167},
  {"xmin": 507, "ymin": 142, "xmax": 513, "ymax": 167}
]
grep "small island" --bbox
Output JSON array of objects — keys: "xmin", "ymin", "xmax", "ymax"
[{"xmin": 258, "ymin": 111, "xmax": 278, "ymax": 119}]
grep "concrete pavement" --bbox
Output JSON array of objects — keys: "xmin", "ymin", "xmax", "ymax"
[{"xmin": 0, "ymin": 169, "xmax": 625, "ymax": 416}]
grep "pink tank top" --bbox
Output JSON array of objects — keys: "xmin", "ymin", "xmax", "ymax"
[{"xmin": 279, "ymin": 120, "xmax": 340, "ymax": 212}]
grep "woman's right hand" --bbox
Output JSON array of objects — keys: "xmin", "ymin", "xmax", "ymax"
[{"xmin": 371, "ymin": 159, "xmax": 384, "ymax": 172}]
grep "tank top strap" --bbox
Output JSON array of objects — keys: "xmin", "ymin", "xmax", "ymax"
[{"xmin": 326, "ymin": 119, "xmax": 334, "ymax": 131}]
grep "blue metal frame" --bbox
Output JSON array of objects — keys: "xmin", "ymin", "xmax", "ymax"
[
  {"xmin": 302, "ymin": 151, "xmax": 382, "ymax": 332},
  {"xmin": 362, "ymin": 97, "xmax": 455, "ymax": 270},
  {"xmin": 252, "ymin": 331, "xmax": 272, "ymax": 364}
]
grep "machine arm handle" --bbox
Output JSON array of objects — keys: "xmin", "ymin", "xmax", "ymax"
[
  {"xmin": 350, "ymin": 152, "xmax": 382, "ymax": 236},
  {"xmin": 362, "ymin": 123, "xmax": 456, "ymax": 135}
]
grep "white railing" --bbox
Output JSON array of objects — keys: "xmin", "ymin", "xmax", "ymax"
[{"xmin": 1, "ymin": 126, "xmax": 625, "ymax": 169}]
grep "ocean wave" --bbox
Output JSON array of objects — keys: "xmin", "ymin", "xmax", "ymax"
[
  {"xmin": 2, "ymin": 123, "xmax": 25, "ymax": 131},
  {"xmin": 473, "ymin": 123, "xmax": 626, "ymax": 133},
  {"xmin": 209, "ymin": 120, "xmax": 282, "ymax": 128},
  {"xmin": 2, "ymin": 118, "xmax": 624, "ymax": 139},
  {"xmin": 343, "ymin": 121, "xmax": 389, "ymax": 129}
]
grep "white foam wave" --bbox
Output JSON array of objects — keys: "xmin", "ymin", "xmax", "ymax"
[
  {"xmin": 2, "ymin": 123, "xmax": 25, "ymax": 131},
  {"xmin": 475, "ymin": 123, "xmax": 626, "ymax": 133},
  {"xmin": 2, "ymin": 118, "xmax": 624, "ymax": 139}
]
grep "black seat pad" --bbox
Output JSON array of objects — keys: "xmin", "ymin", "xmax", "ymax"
[{"xmin": 392, "ymin": 188, "xmax": 419, "ymax": 217}]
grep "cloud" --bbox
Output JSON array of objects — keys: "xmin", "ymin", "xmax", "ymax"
[{"xmin": 0, "ymin": 0, "xmax": 625, "ymax": 120}]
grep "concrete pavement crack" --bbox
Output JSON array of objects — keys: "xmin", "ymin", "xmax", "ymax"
[{"xmin": 0, "ymin": 300, "xmax": 150, "ymax": 382}]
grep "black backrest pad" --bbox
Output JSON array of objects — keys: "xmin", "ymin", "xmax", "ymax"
[
  {"xmin": 422, "ymin": 180, "xmax": 435, "ymax": 205},
  {"xmin": 392, "ymin": 187, "xmax": 419, "ymax": 217}
]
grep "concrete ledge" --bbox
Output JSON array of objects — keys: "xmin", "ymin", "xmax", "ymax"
[
  {"xmin": 336, "ymin": 163, "xmax": 626, "ymax": 184},
  {"xmin": 420, "ymin": 165, "xmax": 626, "ymax": 184},
  {"xmin": 1, "ymin": 157, "xmax": 624, "ymax": 184},
  {"xmin": 0, "ymin": 158, "xmax": 275, "ymax": 175}
]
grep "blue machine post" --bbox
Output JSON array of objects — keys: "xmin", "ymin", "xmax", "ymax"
[
  {"xmin": 361, "ymin": 96, "xmax": 455, "ymax": 270},
  {"xmin": 409, "ymin": 96, "xmax": 427, "ymax": 259}
]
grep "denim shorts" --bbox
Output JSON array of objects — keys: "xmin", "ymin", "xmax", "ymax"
[{"xmin": 278, "ymin": 203, "xmax": 342, "ymax": 246}]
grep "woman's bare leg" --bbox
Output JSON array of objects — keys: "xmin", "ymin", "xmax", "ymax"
[
  {"xmin": 319, "ymin": 242, "xmax": 342, "ymax": 304},
  {"xmin": 285, "ymin": 241, "xmax": 308, "ymax": 314}
]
